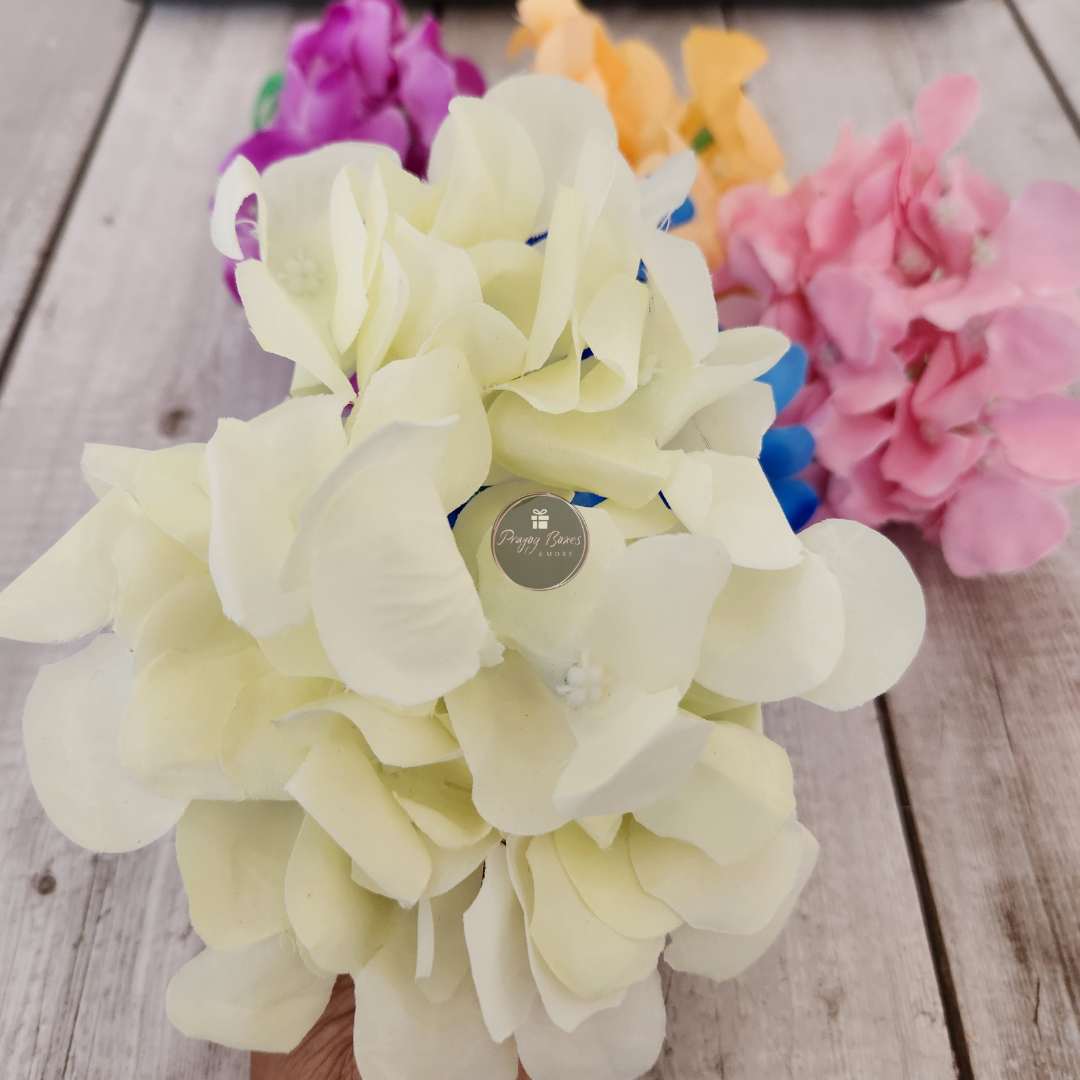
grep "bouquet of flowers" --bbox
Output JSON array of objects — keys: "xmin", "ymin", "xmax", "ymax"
[
  {"xmin": 0, "ymin": 76, "xmax": 924, "ymax": 1080},
  {"xmin": 713, "ymin": 75, "xmax": 1080, "ymax": 576}
]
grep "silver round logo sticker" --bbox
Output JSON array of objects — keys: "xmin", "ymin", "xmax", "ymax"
[{"xmin": 491, "ymin": 492, "xmax": 590, "ymax": 590}]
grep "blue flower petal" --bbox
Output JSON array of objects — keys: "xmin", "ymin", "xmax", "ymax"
[
  {"xmin": 571, "ymin": 491, "xmax": 607, "ymax": 507},
  {"xmin": 759, "ymin": 425, "xmax": 815, "ymax": 480},
  {"xmin": 768, "ymin": 477, "xmax": 819, "ymax": 532},
  {"xmin": 663, "ymin": 196, "xmax": 695, "ymax": 229},
  {"xmin": 755, "ymin": 343, "xmax": 808, "ymax": 413}
]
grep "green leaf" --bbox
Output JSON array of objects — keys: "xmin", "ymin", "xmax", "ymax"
[{"xmin": 253, "ymin": 71, "xmax": 285, "ymax": 132}]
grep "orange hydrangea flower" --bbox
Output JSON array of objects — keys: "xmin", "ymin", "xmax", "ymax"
[{"xmin": 510, "ymin": 0, "xmax": 786, "ymax": 266}]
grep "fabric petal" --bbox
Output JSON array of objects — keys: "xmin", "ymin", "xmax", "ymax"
[
  {"xmin": 166, "ymin": 933, "xmax": 334, "ymax": 1053},
  {"xmin": 993, "ymin": 396, "xmax": 1080, "ymax": 483},
  {"xmin": 696, "ymin": 557, "xmax": 845, "ymax": 702},
  {"xmin": 0, "ymin": 487, "xmax": 139, "ymax": 643},
  {"xmin": 285, "ymin": 815, "xmax": 395, "ymax": 974},
  {"xmin": 22, "ymin": 633, "xmax": 186, "ymax": 853},
  {"xmin": 176, "ymin": 800, "xmax": 302, "ymax": 950},
  {"xmin": 633, "ymin": 721, "xmax": 795, "ymax": 866},
  {"xmin": 800, "ymin": 519, "xmax": 925, "ymax": 710}
]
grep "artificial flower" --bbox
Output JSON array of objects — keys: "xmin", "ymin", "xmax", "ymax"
[
  {"xmin": 1, "ymin": 72, "xmax": 926, "ymax": 1080},
  {"xmin": 227, "ymin": 0, "xmax": 484, "ymax": 178},
  {"xmin": 714, "ymin": 74, "xmax": 1080, "ymax": 576},
  {"xmin": 509, "ymin": 0, "xmax": 785, "ymax": 267}
]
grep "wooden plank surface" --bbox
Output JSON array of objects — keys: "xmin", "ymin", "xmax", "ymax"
[
  {"xmin": 731, "ymin": 1, "xmax": 1080, "ymax": 1076},
  {"xmin": 450, "ymin": 8, "xmax": 957, "ymax": 1079},
  {"xmin": 0, "ymin": 0, "xmax": 144, "ymax": 367},
  {"xmin": 0, "ymin": 5, "xmax": 299, "ymax": 1078},
  {"xmin": 1007, "ymin": 0, "xmax": 1080, "ymax": 129}
]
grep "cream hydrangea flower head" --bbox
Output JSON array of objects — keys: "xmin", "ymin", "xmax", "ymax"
[{"xmin": 0, "ymin": 72, "xmax": 925, "ymax": 1080}]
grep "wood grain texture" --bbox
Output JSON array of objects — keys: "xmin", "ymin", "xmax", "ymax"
[
  {"xmin": 449, "ymin": 9, "xmax": 956, "ymax": 1078},
  {"xmin": 1007, "ymin": 0, "xmax": 1080, "ymax": 126},
  {"xmin": 0, "ymin": 0, "xmax": 143, "ymax": 364},
  {"xmin": 647, "ymin": 700, "xmax": 956, "ymax": 1080},
  {"xmin": 0, "ymin": 5, "xmax": 300, "ymax": 1078},
  {"xmin": 733, "ymin": 2, "xmax": 1080, "ymax": 1076}
]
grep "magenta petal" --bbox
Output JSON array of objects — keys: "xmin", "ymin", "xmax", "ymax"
[
  {"xmin": 398, "ymin": 47, "xmax": 457, "ymax": 147},
  {"xmin": 453, "ymin": 56, "xmax": 486, "ymax": 98},
  {"xmin": 995, "ymin": 181, "xmax": 1080, "ymax": 294},
  {"xmin": 915, "ymin": 74, "xmax": 981, "ymax": 158},
  {"xmin": 992, "ymin": 396, "xmax": 1080, "ymax": 483},
  {"xmin": 985, "ymin": 306, "xmax": 1080, "ymax": 398},
  {"xmin": 941, "ymin": 470, "xmax": 1069, "ymax": 575},
  {"xmin": 353, "ymin": 105, "xmax": 411, "ymax": 159},
  {"xmin": 222, "ymin": 128, "xmax": 311, "ymax": 174}
]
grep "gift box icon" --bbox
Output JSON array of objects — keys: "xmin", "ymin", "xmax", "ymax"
[{"xmin": 531, "ymin": 506, "xmax": 549, "ymax": 529}]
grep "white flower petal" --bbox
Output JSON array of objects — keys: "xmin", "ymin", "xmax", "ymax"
[
  {"xmin": 428, "ymin": 95, "xmax": 544, "ymax": 247},
  {"xmin": 0, "ymin": 487, "xmax": 138, "ymax": 642},
  {"xmin": 309, "ymin": 462, "xmax": 491, "ymax": 706},
  {"xmin": 576, "ymin": 273, "xmax": 649, "ymax": 412},
  {"xmin": 505, "ymin": 836, "xmax": 627, "ymax": 1033},
  {"xmin": 258, "ymin": 614, "xmax": 338, "ymax": 680},
  {"xmin": 638, "ymin": 150, "xmax": 696, "ymax": 227},
  {"xmin": 349, "ymin": 344, "xmax": 491, "ymax": 511},
  {"xmin": 799, "ymin": 519, "xmax": 926, "ymax": 710},
  {"xmin": 210, "ymin": 153, "xmax": 260, "ymax": 260},
  {"xmin": 220, "ymin": 670, "xmax": 333, "ymax": 799},
  {"xmin": 576, "ymin": 814, "xmax": 623, "ymax": 849},
  {"xmin": 484, "ymin": 74, "xmax": 618, "ymax": 233},
  {"xmin": 599, "ymin": 496, "xmax": 677, "ymax": 540},
  {"xmin": 286, "ymin": 728, "xmax": 432, "ymax": 906},
  {"xmin": 526, "ymin": 833, "xmax": 664, "ymax": 1001},
  {"xmin": 668, "ymin": 379, "xmax": 776, "ymax": 457},
  {"xmin": 330, "ymin": 164, "xmax": 370, "ymax": 352},
  {"xmin": 628, "ymin": 814, "xmax": 804, "ymax": 934},
  {"xmin": 112, "ymin": 516, "xmax": 207, "ymax": 646},
  {"xmin": 554, "ymin": 822, "xmax": 681, "ymax": 939},
  {"xmin": 22, "ymin": 634, "xmax": 186, "ymax": 852},
  {"xmin": 585, "ymin": 533, "xmax": 730, "ymax": 696},
  {"xmin": 516, "ymin": 970, "xmax": 666, "ymax": 1080},
  {"xmin": 638, "ymin": 226, "xmax": 716, "ymax": 364},
  {"xmin": 386, "ymin": 760, "xmax": 491, "ymax": 851},
  {"xmin": 206, "ymin": 418, "xmax": 310, "ymax": 639},
  {"xmin": 166, "ymin": 932, "xmax": 334, "ymax": 1053},
  {"xmin": 235, "ymin": 259, "xmax": 354, "ymax": 397},
  {"xmin": 324, "ymin": 692, "xmax": 461, "ymax": 767},
  {"xmin": 663, "ymin": 822, "xmax": 819, "ymax": 981},
  {"xmin": 286, "ymin": 815, "xmax": 395, "ymax": 974},
  {"xmin": 668, "ymin": 451, "xmax": 803, "ymax": 570},
  {"xmin": 422, "ymin": 303, "xmax": 528, "ymax": 388},
  {"xmin": 120, "ymin": 645, "xmax": 267, "ymax": 800},
  {"xmin": 554, "ymin": 690, "xmax": 713, "ymax": 818},
  {"xmin": 633, "ymin": 721, "xmax": 795, "ymax": 866},
  {"xmin": 389, "ymin": 216, "xmax": 482, "ymax": 359},
  {"xmin": 445, "ymin": 650, "xmax": 574, "ymax": 836},
  {"xmin": 469, "ymin": 239, "xmax": 544, "ymax": 338},
  {"xmin": 355, "ymin": 240, "xmax": 410, "ymax": 390},
  {"xmin": 176, "ymin": 800, "xmax": 302, "ymax": 950},
  {"xmin": 132, "ymin": 574, "xmax": 251, "ymax": 676},
  {"xmin": 415, "ymin": 869, "xmax": 483, "ymax": 1004},
  {"xmin": 463, "ymin": 844, "xmax": 538, "ymax": 1043},
  {"xmin": 696, "ymin": 557, "xmax": 845, "ymax": 702},
  {"xmin": 422, "ymin": 833, "xmax": 496, "ymax": 899},
  {"xmin": 352, "ymin": 911, "xmax": 519, "ymax": 1080},
  {"xmin": 81, "ymin": 442, "xmax": 149, "ymax": 498},
  {"xmin": 134, "ymin": 444, "xmax": 212, "ymax": 561},
  {"xmin": 488, "ymin": 392, "xmax": 672, "ymax": 508}
]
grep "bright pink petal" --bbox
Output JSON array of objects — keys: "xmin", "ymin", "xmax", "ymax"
[
  {"xmin": 824, "ymin": 352, "xmax": 909, "ymax": 413},
  {"xmin": 940, "ymin": 471, "xmax": 1069, "ymax": 575},
  {"xmin": 995, "ymin": 181, "xmax": 1080, "ymax": 294},
  {"xmin": 985, "ymin": 306, "xmax": 1080, "ymax": 398},
  {"xmin": 807, "ymin": 266, "xmax": 908, "ymax": 365},
  {"xmin": 911, "ymin": 336, "xmax": 990, "ymax": 430},
  {"xmin": 921, "ymin": 268, "xmax": 1021, "ymax": 330},
  {"xmin": 992, "ymin": 396, "xmax": 1080, "ymax": 482},
  {"xmin": 914, "ymin": 74, "xmax": 981, "ymax": 158}
]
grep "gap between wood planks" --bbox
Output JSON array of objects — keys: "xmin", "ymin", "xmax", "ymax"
[
  {"xmin": 0, "ymin": 3, "xmax": 150, "ymax": 397},
  {"xmin": 877, "ymin": 695, "xmax": 973, "ymax": 1080}
]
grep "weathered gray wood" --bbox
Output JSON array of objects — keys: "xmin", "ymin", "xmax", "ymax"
[
  {"xmin": 1008, "ymin": 0, "xmax": 1080, "ymax": 126},
  {"xmin": 733, "ymin": 2, "xmax": 1080, "ymax": 1076},
  {"xmin": 649, "ymin": 699, "xmax": 956, "ymax": 1080},
  {"xmin": 0, "ymin": 5, "xmax": 300, "ymax": 1078},
  {"xmin": 0, "ymin": 0, "xmax": 143, "ymax": 366},
  {"xmin": 450, "ymin": 8, "xmax": 956, "ymax": 1078}
]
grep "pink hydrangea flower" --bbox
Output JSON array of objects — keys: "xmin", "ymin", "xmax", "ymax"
[
  {"xmin": 713, "ymin": 74, "xmax": 1080, "ymax": 576},
  {"xmin": 226, "ymin": 0, "xmax": 484, "ymax": 177}
]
